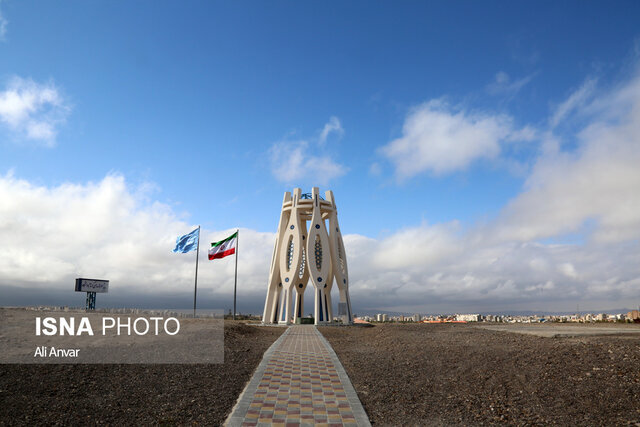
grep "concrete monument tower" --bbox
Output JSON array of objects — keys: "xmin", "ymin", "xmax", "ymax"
[{"xmin": 262, "ymin": 187, "xmax": 353, "ymax": 325}]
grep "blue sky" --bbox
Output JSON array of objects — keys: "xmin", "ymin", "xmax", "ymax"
[{"xmin": 1, "ymin": 1, "xmax": 640, "ymax": 314}]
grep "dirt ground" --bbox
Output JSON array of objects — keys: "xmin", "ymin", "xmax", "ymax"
[
  {"xmin": 319, "ymin": 323, "xmax": 640, "ymax": 426},
  {"xmin": 477, "ymin": 322, "xmax": 640, "ymax": 338},
  {"xmin": 0, "ymin": 322, "xmax": 283, "ymax": 426},
  {"xmin": 3, "ymin": 321, "xmax": 639, "ymax": 426}
]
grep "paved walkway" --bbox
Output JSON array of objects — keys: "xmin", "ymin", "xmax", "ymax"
[{"xmin": 225, "ymin": 325, "xmax": 370, "ymax": 427}]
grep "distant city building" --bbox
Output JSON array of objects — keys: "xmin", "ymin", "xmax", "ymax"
[
  {"xmin": 455, "ymin": 314, "xmax": 480, "ymax": 322},
  {"xmin": 358, "ymin": 309, "xmax": 637, "ymax": 324}
]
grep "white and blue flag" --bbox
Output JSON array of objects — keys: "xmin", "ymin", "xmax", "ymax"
[{"xmin": 173, "ymin": 227, "xmax": 200, "ymax": 253}]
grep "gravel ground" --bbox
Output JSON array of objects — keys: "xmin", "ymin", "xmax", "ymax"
[
  {"xmin": 0, "ymin": 322, "xmax": 283, "ymax": 426},
  {"xmin": 319, "ymin": 323, "xmax": 640, "ymax": 426}
]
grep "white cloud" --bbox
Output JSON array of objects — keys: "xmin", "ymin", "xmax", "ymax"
[
  {"xmin": 269, "ymin": 117, "xmax": 348, "ymax": 185},
  {"xmin": 319, "ymin": 116, "xmax": 344, "ymax": 145},
  {"xmin": 550, "ymin": 78, "xmax": 597, "ymax": 128},
  {"xmin": 0, "ymin": 76, "xmax": 70, "ymax": 145},
  {"xmin": 486, "ymin": 71, "xmax": 535, "ymax": 96},
  {"xmin": 558, "ymin": 263, "xmax": 578, "ymax": 279},
  {"xmin": 368, "ymin": 162, "xmax": 382, "ymax": 176},
  {"xmin": 379, "ymin": 100, "xmax": 518, "ymax": 178},
  {"xmin": 269, "ymin": 140, "xmax": 347, "ymax": 185},
  {"xmin": 495, "ymin": 71, "xmax": 509, "ymax": 84},
  {"xmin": 495, "ymin": 72, "xmax": 640, "ymax": 244},
  {"xmin": 369, "ymin": 222, "xmax": 461, "ymax": 270},
  {"xmin": 0, "ymin": 7, "xmax": 7, "ymax": 41},
  {"xmin": 506, "ymin": 125, "xmax": 538, "ymax": 142}
]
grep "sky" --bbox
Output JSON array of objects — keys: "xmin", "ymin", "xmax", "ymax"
[{"xmin": 1, "ymin": 1, "xmax": 639, "ymax": 315}]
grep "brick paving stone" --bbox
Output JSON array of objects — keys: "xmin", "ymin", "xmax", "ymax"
[{"xmin": 227, "ymin": 326, "xmax": 370, "ymax": 427}]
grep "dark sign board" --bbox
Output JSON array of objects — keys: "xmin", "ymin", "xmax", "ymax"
[{"xmin": 75, "ymin": 278, "xmax": 109, "ymax": 293}]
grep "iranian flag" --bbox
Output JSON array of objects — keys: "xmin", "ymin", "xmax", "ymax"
[{"xmin": 209, "ymin": 231, "xmax": 237, "ymax": 260}]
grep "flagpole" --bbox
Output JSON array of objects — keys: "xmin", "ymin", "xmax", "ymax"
[
  {"xmin": 233, "ymin": 229, "xmax": 239, "ymax": 320},
  {"xmin": 193, "ymin": 225, "xmax": 200, "ymax": 318}
]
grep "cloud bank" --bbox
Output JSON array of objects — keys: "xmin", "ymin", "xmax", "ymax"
[
  {"xmin": 497, "ymin": 74, "xmax": 640, "ymax": 244},
  {"xmin": 1, "ymin": 130, "xmax": 638, "ymax": 314},
  {"xmin": 0, "ymin": 172, "xmax": 275, "ymax": 310},
  {"xmin": 2, "ymin": 71, "xmax": 639, "ymax": 314}
]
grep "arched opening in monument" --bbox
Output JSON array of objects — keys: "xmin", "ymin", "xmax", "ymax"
[{"xmin": 285, "ymin": 236, "xmax": 294, "ymax": 272}]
